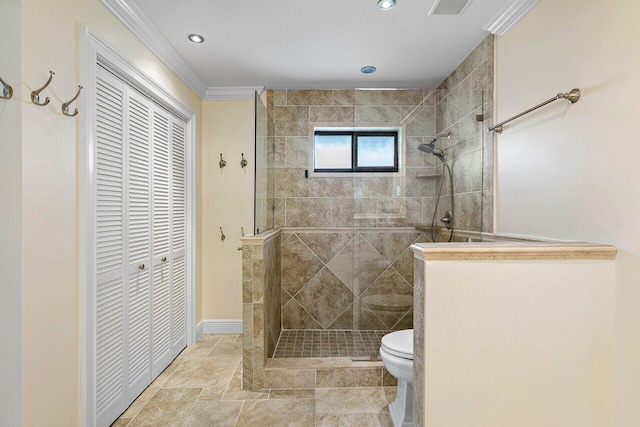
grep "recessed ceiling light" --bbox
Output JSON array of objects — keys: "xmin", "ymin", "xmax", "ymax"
[
  {"xmin": 377, "ymin": 0, "xmax": 396, "ymax": 10},
  {"xmin": 188, "ymin": 33, "xmax": 205, "ymax": 43},
  {"xmin": 361, "ymin": 66, "xmax": 377, "ymax": 74}
]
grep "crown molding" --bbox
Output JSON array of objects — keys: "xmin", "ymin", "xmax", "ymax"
[
  {"xmin": 204, "ymin": 86, "xmax": 265, "ymax": 100},
  {"xmin": 100, "ymin": 0, "xmax": 208, "ymax": 97},
  {"xmin": 483, "ymin": 0, "xmax": 541, "ymax": 35}
]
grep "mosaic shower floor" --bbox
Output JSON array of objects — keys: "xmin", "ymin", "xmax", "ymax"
[{"xmin": 273, "ymin": 330, "xmax": 389, "ymax": 359}]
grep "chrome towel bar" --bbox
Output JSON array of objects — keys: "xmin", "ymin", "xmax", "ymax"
[{"xmin": 489, "ymin": 88, "xmax": 581, "ymax": 134}]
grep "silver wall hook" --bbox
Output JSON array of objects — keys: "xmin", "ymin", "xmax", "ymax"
[
  {"xmin": 62, "ymin": 85, "xmax": 83, "ymax": 117},
  {"xmin": 31, "ymin": 71, "xmax": 55, "ymax": 106},
  {"xmin": 220, "ymin": 227, "xmax": 226, "ymax": 241},
  {"xmin": 241, "ymin": 227, "xmax": 245, "ymax": 237},
  {"xmin": 0, "ymin": 75, "xmax": 13, "ymax": 100},
  {"xmin": 240, "ymin": 153, "xmax": 248, "ymax": 168},
  {"xmin": 219, "ymin": 153, "xmax": 226, "ymax": 168}
]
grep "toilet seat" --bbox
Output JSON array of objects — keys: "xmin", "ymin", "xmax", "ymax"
[{"xmin": 381, "ymin": 329, "xmax": 413, "ymax": 360}]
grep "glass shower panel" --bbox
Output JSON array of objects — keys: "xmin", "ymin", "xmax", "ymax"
[{"xmin": 254, "ymin": 91, "xmax": 274, "ymax": 234}]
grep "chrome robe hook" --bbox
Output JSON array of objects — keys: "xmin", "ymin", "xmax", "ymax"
[
  {"xmin": 0, "ymin": 75, "xmax": 13, "ymax": 100},
  {"xmin": 219, "ymin": 153, "xmax": 226, "ymax": 168},
  {"xmin": 240, "ymin": 153, "xmax": 248, "ymax": 168},
  {"xmin": 62, "ymin": 85, "xmax": 83, "ymax": 117},
  {"xmin": 31, "ymin": 71, "xmax": 55, "ymax": 106}
]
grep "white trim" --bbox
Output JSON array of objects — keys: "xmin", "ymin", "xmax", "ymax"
[
  {"xmin": 204, "ymin": 86, "xmax": 265, "ymax": 100},
  {"xmin": 201, "ymin": 320, "xmax": 243, "ymax": 334},
  {"xmin": 80, "ymin": 24, "xmax": 197, "ymax": 427},
  {"xmin": 483, "ymin": 0, "xmax": 541, "ymax": 35},
  {"xmin": 99, "ymin": 0, "xmax": 207, "ymax": 97},
  {"xmin": 196, "ymin": 321, "xmax": 204, "ymax": 340}
]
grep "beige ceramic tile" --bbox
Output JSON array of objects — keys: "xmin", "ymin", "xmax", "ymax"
[
  {"xmin": 316, "ymin": 368, "xmax": 382, "ymax": 388},
  {"xmin": 332, "ymin": 90, "xmax": 355, "ymax": 106},
  {"xmin": 282, "ymin": 298, "xmax": 323, "ymax": 329},
  {"xmin": 287, "ymin": 90, "xmax": 332, "ymax": 106},
  {"xmin": 285, "ymin": 198, "xmax": 332, "ymax": 228},
  {"xmin": 128, "ymin": 388, "xmax": 201, "ymax": 427},
  {"xmin": 281, "ymin": 234, "xmax": 324, "ymax": 296},
  {"xmin": 315, "ymin": 388, "xmax": 388, "ymax": 414},
  {"xmin": 273, "ymin": 106, "xmax": 309, "ymax": 136},
  {"xmin": 268, "ymin": 389, "xmax": 316, "ymax": 399},
  {"xmin": 121, "ymin": 386, "xmax": 160, "ymax": 418},
  {"xmin": 296, "ymin": 232, "xmax": 353, "ymax": 264},
  {"xmin": 162, "ymin": 358, "xmax": 238, "ymax": 389},
  {"xmin": 272, "ymin": 90, "xmax": 287, "ymax": 106},
  {"xmin": 182, "ymin": 401, "xmax": 243, "ymax": 427},
  {"xmin": 111, "ymin": 418, "xmax": 132, "ymax": 427},
  {"xmin": 235, "ymin": 398, "xmax": 316, "ymax": 427},
  {"xmin": 264, "ymin": 369, "xmax": 316, "ymax": 389},
  {"xmin": 221, "ymin": 372, "xmax": 270, "ymax": 401},
  {"xmin": 355, "ymin": 90, "xmax": 379, "ymax": 106},
  {"xmin": 295, "ymin": 267, "xmax": 353, "ymax": 329},
  {"xmin": 309, "ymin": 106, "xmax": 355, "ymax": 122},
  {"xmin": 285, "ymin": 137, "xmax": 311, "ymax": 167},
  {"xmin": 379, "ymin": 89, "xmax": 424, "ymax": 107}
]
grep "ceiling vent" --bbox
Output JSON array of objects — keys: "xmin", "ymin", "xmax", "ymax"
[{"xmin": 428, "ymin": 0, "xmax": 474, "ymax": 15}]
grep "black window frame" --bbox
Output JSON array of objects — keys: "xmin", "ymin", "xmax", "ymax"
[{"xmin": 313, "ymin": 130, "xmax": 399, "ymax": 173}]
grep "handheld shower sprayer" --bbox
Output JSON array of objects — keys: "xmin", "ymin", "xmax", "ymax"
[{"xmin": 417, "ymin": 132, "xmax": 454, "ymax": 242}]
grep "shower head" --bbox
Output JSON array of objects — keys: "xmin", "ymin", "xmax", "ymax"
[{"xmin": 418, "ymin": 132, "xmax": 451, "ymax": 155}]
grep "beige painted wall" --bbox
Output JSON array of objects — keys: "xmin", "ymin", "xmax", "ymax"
[
  {"xmin": 495, "ymin": 0, "xmax": 640, "ymax": 424},
  {"xmin": 0, "ymin": 0, "xmax": 23, "ymax": 424},
  {"xmin": 423, "ymin": 259, "xmax": 614, "ymax": 427},
  {"xmin": 19, "ymin": 0, "xmax": 202, "ymax": 425},
  {"xmin": 202, "ymin": 100, "xmax": 255, "ymax": 320}
]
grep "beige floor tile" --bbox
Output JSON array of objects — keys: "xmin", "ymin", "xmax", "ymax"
[
  {"xmin": 315, "ymin": 388, "xmax": 388, "ymax": 414},
  {"xmin": 122, "ymin": 386, "xmax": 160, "ymax": 418},
  {"xmin": 111, "ymin": 418, "xmax": 131, "ymax": 427},
  {"xmin": 128, "ymin": 388, "xmax": 201, "ymax": 427},
  {"xmin": 221, "ymin": 374, "xmax": 270, "ymax": 401},
  {"xmin": 180, "ymin": 340, "xmax": 220, "ymax": 359},
  {"xmin": 383, "ymin": 386, "xmax": 397, "ymax": 403},
  {"xmin": 216, "ymin": 334, "xmax": 240, "ymax": 343},
  {"xmin": 235, "ymin": 399, "xmax": 315, "ymax": 426},
  {"xmin": 207, "ymin": 342, "xmax": 243, "ymax": 359},
  {"xmin": 316, "ymin": 413, "xmax": 370, "ymax": 427},
  {"xmin": 163, "ymin": 358, "xmax": 238, "ymax": 389},
  {"xmin": 181, "ymin": 401, "xmax": 243, "ymax": 427},
  {"xmin": 268, "ymin": 389, "xmax": 315, "ymax": 399}
]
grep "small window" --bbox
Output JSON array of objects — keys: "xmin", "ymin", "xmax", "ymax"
[{"xmin": 313, "ymin": 130, "xmax": 398, "ymax": 173}]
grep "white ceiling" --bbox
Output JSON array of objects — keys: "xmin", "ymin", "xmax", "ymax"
[{"xmin": 129, "ymin": 0, "xmax": 513, "ymax": 90}]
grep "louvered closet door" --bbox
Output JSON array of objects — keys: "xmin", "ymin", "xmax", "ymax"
[
  {"xmin": 95, "ymin": 66, "xmax": 126, "ymax": 427},
  {"xmin": 151, "ymin": 105, "xmax": 173, "ymax": 377},
  {"xmin": 170, "ymin": 116, "xmax": 187, "ymax": 357},
  {"xmin": 124, "ymin": 87, "xmax": 153, "ymax": 402}
]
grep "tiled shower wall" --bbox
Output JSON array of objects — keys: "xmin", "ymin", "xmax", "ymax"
[
  {"xmin": 434, "ymin": 35, "xmax": 495, "ymax": 233},
  {"xmin": 241, "ymin": 230, "xmax": 281, "ymax": 389},
  {"xmin": 268, "ymin": 88, "xmax": 437, "ymax": 229},
  {"xmin": 280, "ymin": 228, "xmax": 426, "ymax": 332}
]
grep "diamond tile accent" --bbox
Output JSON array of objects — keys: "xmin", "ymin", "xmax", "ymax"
[
  {"xmin": 352, "ymin": 299, "xmax": 387, "ymax": 330},
  {"xmin": 327, "ymin": 235, "xmax": 389, "ymax": 296},
  {"xmin": 295, "ymin": 268, "xmax": 353, "ymax": 329},
  {"xmin": 282, "ymin": 298, "xmax": 323, "ymax": 330},
  {"xmin": 297, "ymin": 232, "xmax": 353, "ymax": 264},
  {"xmin": 281, "ymin": 234, "xmax": 324, "ymax": 296},
  {"xmin": 361, "ymin": 231, "xmax": 421, "ymax": 263},
  {"xmin": 360, "ymin": 267, "xmax": 413, "ymax": 329}
]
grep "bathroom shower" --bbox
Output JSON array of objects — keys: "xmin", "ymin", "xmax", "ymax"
[{"xmin": 419, "ymin": 132, "xmax": 454, "ymax": 242}]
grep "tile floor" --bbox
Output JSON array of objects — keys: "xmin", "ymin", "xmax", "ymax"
[
  {"xmin": 112, "ymin": 334, "xmax": 395, "ymax": 426},
  {"xmin": 273, "ymin": 330, "xmax": 388, "ymax": 359}
]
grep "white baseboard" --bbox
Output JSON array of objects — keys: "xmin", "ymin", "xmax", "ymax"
[{"xmin": 201, "ymin": 319, "xmax": 243, "ymax": 334}]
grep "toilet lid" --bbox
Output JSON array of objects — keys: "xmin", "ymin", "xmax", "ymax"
[{"xmin": 381, "ymin": 329, "xmax": 413, "ymax": 360}]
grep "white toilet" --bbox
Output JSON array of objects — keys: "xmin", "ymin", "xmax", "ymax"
[{"xmin": 380, "ymin": 329, "xmax": 414, "ymax": 427}]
